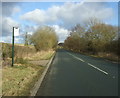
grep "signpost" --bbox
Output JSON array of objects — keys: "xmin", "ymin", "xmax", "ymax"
[{"xmin": 12, "ymin": 27, "xmax": 19, "ymax": 67}]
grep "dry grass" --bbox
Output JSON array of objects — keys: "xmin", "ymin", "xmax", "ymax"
[
  {"xmin": 14, "ymin": 45, "xmax": 36, "ymax": 59},
  {"xmin": 26, "ymin": 50, "xmax": 55, "ymax": 61},
  {"xmin": 2, "ymin": 43, "xmax": 55, "ymax": 96},
  {"xmin": 97, "ymin": 52, "xmax": 119, "ymax": 62},
  {"xmin": 2, "ymin": 64, "xmax": 44, "ymax": 96},
  {"xmin": 2, "ymin": 43, "xmax": 36, "ymax": 66},
  {"xmin": 89, "ymin": 52, "xmax": 119, "ymax": 62}
]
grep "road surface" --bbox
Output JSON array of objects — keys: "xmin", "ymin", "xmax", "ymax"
[{"xmin": 36, "ymin": 49, "xmax": 118, "ymax": 96}]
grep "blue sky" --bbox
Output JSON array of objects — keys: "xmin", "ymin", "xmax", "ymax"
[
  {"xmin": 1, "ymin": 1, "xmax": 119, "ymax": 43},
  {"xmin": 105, "ymin": 2, "xmax": 118, "ymax": 26}
]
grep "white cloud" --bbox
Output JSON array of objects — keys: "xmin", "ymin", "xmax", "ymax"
[
  {"xmin": 21, "ymin": 2, "xmax": 114, "ymax": 28},
  {"xmin": 52, "ymin": 25, "xmax": 70, "ymax": 42},
  {"xmin": 2, "ymin": 2, "xmax": 21, "ymax": 37},
  {"xmin": 21, "ymin": 7, "xmax": 60, "ymax": 25},
  {"xmin": 21, "ymin": 9, "xmax": 47, "ymax": 24},
  {"xmin": 2, "ymin": 17, "xmax": 19, "ymax": 36}
]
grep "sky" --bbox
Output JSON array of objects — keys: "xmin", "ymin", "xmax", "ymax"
[{"xmin": 0, "ymin": 0, "xmax": 119, "ymax": 43}]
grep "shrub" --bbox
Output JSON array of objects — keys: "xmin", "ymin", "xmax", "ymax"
[
  {"xmin": 30, "ymin": 26, "xmax": 58, "ymax": 51},
  {"xmin": 2, "ymin": 43, "xmax": 12, "ymax": 60}
]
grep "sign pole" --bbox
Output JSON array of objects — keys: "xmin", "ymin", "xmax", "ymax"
[{"xmin": 12, "ymin": 27, "xmax": 14, "ymax": 67}]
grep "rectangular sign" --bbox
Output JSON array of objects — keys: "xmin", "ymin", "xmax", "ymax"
[{"xmin": 14, "ymin": 27, "xmax": 19, "ymax": 36}]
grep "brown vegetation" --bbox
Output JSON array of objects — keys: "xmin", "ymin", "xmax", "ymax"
[
  {"xmin": 2, "ymin": 43, "xmax": 36, "ymax": 66},
  {"xmin": 2, "ymin": 43, "xmax": 55, "ymax": 96},
  {"xmin": 64, "ymin": 18, "xmax": 119, "ymax": 61},
  {"xmin": 30, "ymin": 26, "xmax": 58, "ymax": 51}
]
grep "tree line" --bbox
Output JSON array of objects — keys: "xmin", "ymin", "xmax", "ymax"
[{"xmin": 64, "ymin": 18, "xmax": 119, "ymax": 56}]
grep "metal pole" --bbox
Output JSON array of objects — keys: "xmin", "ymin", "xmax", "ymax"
[{"xmin": 12, "ymin": 27, "xmax": 14, "ymax": 67}]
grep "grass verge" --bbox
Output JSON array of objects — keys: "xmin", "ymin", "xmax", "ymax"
[
  {"xmin": 2, "ymin": 50, "xmax": 55, "ymax": 96},
  {"xmin": 26, "ymin": 50, "xmax": 55, "ymax": 61},
  {"xmin": 2, "ymin": 64, "xmax": 44, "ymax": 96}
]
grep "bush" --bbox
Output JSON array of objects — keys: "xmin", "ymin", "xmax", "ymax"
[
  {"xmin": 30, "ymin": 26, "xmax": 58, "ymax": 51},
  {"xmin": 2, "ymin": 43, "xmax": 12, "ymax": 60},
  {"xmin": 2, "ymin": 43, "xmax": 36, "ymax": 61}
]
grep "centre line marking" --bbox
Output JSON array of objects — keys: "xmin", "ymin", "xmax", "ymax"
[
  {"xmin": 67, "ymin": 52, "xmax": 85, "ymax": 62},
  {"xmin": 67, "ymin": 52, "xmax": 108, "ymax": 75},
  {"xmin": 87, "ymin": 63, "xmax": 108, "ymax": 75}
]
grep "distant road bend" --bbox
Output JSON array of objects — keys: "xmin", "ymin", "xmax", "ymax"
[{"xmin": 36, "ymin": 49, "xmax": 118, "ymax": 96}]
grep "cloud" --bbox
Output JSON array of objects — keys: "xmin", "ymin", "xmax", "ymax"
[
  {"xmin": 57, "ymin": 2, "xmax": 114, "ymax": 27},
  {"xmin": 2, "ymin": 2, "xmax": 21, "ymax": 17},
  {"xmin": 2, "ymin": 17, "xmax": 19, "ymax": 36},
  {"xmin": 22, "ymin": 25, "xmax": 38, "ymax": 35},
  {"xmin": 21, "ymin": 2, "xmax": 114, "ymax": 28},
  {"xmin": 20, "ymin": 6, "xmax": 60, "ymax": 25},
  {"xmin": 2, "ymin": 2, "xmax": 21, "ymax": 37},
  {"xmin": 52, "ymin": 25, "xmax": 70, "ymax": 42},
  {"xmin": 21, "ymin": 9, "xmax": 47, "ymax": 24}
]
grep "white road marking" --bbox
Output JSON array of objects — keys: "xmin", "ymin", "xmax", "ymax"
[
  {"xmin": 87, "ymin": 63, "xmax": 108, "ymax": 75},
  {"xmin": 67, "ymin": 52, "xmax": 109, "ymax": 75},
  {"xmin": 67, "ymin": 52, "xmax": 85, "ymax": 62}
]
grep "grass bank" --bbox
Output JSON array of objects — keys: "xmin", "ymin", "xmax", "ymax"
[
  {"xmin": 2, "ymin": 43, "xmax": 55, "ymax": 96},
  {"xmin": 2, "ymin": 64, "xmax": 44, "ymax": 96}
]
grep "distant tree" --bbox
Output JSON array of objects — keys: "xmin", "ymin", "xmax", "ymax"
[
  {"xmin": 30, "ymin": 26, "xmax": 58, "ymax": 51},
  {"xmin": 70, "ymin": 24, "xmax": 85, "ymax": 37}
]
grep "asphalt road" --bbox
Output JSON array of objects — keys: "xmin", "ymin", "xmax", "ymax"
[{"xmin": 36, "ymin": 49, "xmax": 118, "ymax": 96}]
